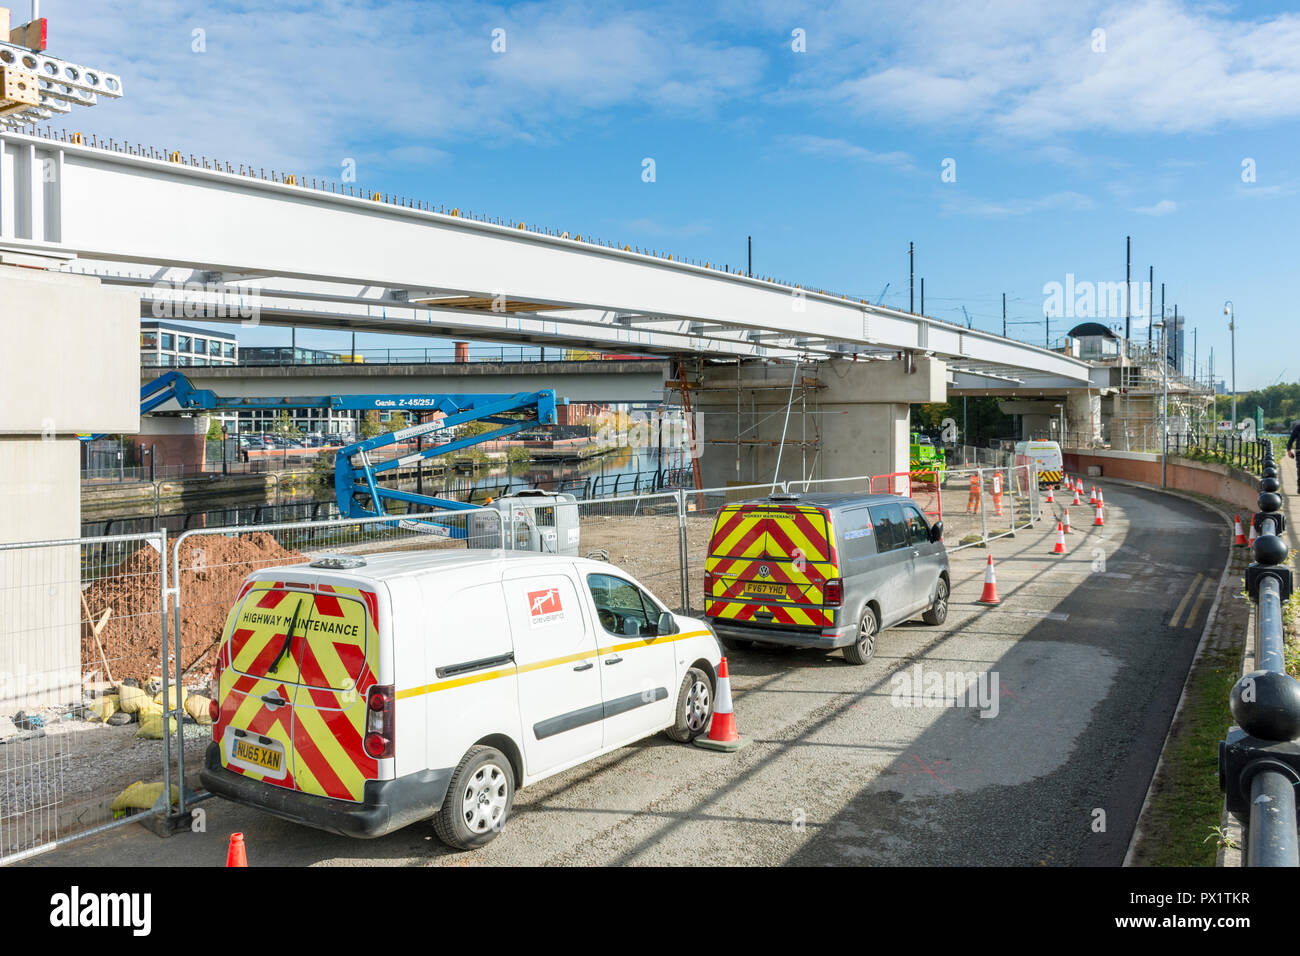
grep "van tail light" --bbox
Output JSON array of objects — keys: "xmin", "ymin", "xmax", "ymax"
[
  {"xmin": 210, "ymin": 649, "xmax": 225, "ymax": 723},
  {"xmin": 824, "ymin": 578, "xmax": 844, "ymax": 606},
  {"xmin": 704, "ymin": 571, "xmax": 717, "ymax": 594},
  {"xmin": 364, "ymin": 684, "xmax": 395, "ymax": 758}
]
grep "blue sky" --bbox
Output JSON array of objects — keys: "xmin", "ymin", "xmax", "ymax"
[{"xmin": 37, "ymin": 0, "xmax": 1300, "ymax": 389}]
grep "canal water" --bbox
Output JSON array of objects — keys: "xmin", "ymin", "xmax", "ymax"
[{"xmin": 82, "ymin": 445, "xmax": 692, "ymax": 537}]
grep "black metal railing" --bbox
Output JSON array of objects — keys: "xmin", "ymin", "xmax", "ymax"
[
  {"xmin": 1219, "ymin": 441, "xmax": 1298, "ymax": 865},
  {"xmin": 1169, "ymin": 432, "xmax": 1268, "ymax": 473}
]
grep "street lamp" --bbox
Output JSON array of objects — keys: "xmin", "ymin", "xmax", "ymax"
[
  {"xmin": 1224, "ymin": 300, "xmax": 1236, "ymax": 429},
  {"xmin": 1155, "ymin": 317, "xmax": 1168, "ymax": 487}
]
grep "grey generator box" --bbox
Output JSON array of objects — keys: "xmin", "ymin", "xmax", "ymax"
[{"xmin": 468, "ymin": 490, "xmax": 581, "ymax": 555}]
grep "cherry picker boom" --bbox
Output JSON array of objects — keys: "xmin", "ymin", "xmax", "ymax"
[{"xmin": 129, "ymin": 371, "xmax": 561, "ymax": 535}]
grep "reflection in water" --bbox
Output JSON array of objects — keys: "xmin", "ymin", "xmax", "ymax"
[{"xmin": 83, "ymin": 444, "xmax": 693, "ymax": 537}]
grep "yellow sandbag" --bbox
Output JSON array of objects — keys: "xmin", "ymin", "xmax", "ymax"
[
  {"xmin": 111, "ymin": 781, "xmax": 179, "ymax": 815},
  {"xmin": 184, "ymin": 694, "xmax": 214, "ymax": 725},
  {"xmin": 135, "ymin": 712, "xmax": 177, "ymax": 739},
  {"xmin": 88, "ymin": 695, "xmax": 118, "ymax": 722},
  {"xmin": 135, "ymin": 698, "xmax": 163, "ymax": 720},
  {"xmin": 154, "ymin": 683, "xmax": 187, "ymax": 708},
  {"xmin": 117, "ymin": 684, "xmax": 148, "ymax": 714}
]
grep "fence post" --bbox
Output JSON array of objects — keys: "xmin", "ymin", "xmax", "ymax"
[
  {"xmin": 978, "ymin": 467, "xmax": 988, "ymax": 546},
  {"xmin": 676, "ymin": 489, "xmax": 690, "ymax": 614}
]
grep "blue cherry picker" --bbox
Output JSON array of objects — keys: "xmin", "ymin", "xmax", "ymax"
[{"xmin": 123, "ymin": 370, "xmax": 564, "ymax": 537}]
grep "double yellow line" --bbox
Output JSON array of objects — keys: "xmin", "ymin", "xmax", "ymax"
[{"xmin": 1169, "ymin": 574, "xmax": 1215, "ymax": 629}]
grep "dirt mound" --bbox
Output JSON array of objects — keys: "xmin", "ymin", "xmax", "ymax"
[{"xmin": 81, "ymin": 533, "xmax": 306, "ymax": 684}]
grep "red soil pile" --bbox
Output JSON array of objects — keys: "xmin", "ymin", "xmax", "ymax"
[{"xmin": 80, "ymin": 532, "xmax": 306, "ymax": 684}]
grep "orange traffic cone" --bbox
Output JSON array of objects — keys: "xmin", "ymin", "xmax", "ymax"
[
  {"xmin": 1233, "ymin": 515, "xmax": 1248, "ymax": 547},
  {"xmin": 1094, "ymin": 504, "xmax": 1105, "ymax": 527},
  {"xmin": 1089, "ymin": 485, "xmax": 1098, "ymax": 505},
  {"xmin": 1097, "ymin": 488, "xmax": 1105, "ymax": 507},
  {"xmin": 695, "ymin": 657, "xmax": 749, "ymax": 752},
  {"xmin": 226, "ymin": 832, "xmax": 247, "ymax": 867},
  {"xmin": 1046, "ymin": 486, "xmax": 1054, "ymax": 503},
  {"xmin": 1062, "ymin": 509, "xmax": 1072, "ymax": 534},
  {"xmin": 1248, "ymin": 515, "xmax": 1258, "ymax": 548},
  {"xmin": 1053, "ymin": 521, "xmax": 1067, "ymax": 554},
  {"xmin": 977, "ymin": 554, "xmax": 1000, "ymax": 605},
  {"xmin": 1071, "ymin": 486, "xmax": 1082, "ymax": 506}
]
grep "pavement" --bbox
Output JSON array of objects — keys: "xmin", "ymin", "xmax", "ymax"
[{"xmin": 21, "ymin": 480, "xmax": 1226, "ymax": 866}]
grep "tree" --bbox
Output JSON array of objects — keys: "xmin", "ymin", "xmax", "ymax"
[
  {"xmin": 360, "ymin": 410, "xmax": 383, "ymax": 439},
  {"xmin": 387, "ymin": 411, "xmax": 408, "ymax": 433},
  {"xmin": 205, "ymin": 418, "xmax": 225, "ymax": 441},
  {"xmin": 272, "ymin": 410, "xmax": 302, "ymax": 440}
]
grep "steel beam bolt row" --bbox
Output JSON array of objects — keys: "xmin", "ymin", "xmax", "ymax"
[{"xmin": 1219, "ymin": 439, "xmax": 1300, "ymax": 866}]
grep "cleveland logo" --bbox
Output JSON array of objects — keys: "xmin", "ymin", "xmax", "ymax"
[{"xmin": 527, "ymin": 588, "xmax": 564, "ymax": 626}]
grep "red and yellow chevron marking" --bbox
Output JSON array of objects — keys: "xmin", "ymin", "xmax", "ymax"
[
  {"xmin": 215, "ymin": 579, "xmax": 379, "ymax": 803},
  {"xmin": 705, "ymin": 503, "xmax": 838, "ymax": 628}
]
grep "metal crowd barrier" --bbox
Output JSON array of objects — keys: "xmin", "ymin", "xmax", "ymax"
[{"xmin": 1219, "ymin": 441, "xmax": 1298, "ymax": 866}]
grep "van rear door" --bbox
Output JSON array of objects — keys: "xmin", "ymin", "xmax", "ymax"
[
  {"xmin": 216, "ymin": 579, "xmax": 380, "ymax": 802},
  {"xmin": 705, "ymin": 503, "xmax": 838, "ymax": 629}
]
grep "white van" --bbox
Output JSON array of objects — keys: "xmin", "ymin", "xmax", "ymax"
[
  {"xmin": 1013, "ymin": 440, "xmax": 1064, "ymax": 486},
  {"xmin": 200, "ymin": 550, "xmax": 723, "ymax": 849}
]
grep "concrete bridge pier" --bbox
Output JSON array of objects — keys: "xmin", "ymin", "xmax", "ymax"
[
  {"xmin": 0, "ymin": 264, "xmax": 137, "ymax": 708},
  {"xmin": 693, "ymin": 355, "xmax": 946, "ymax": 490}
]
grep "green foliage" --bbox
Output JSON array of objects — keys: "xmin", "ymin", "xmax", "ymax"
[
  {"xmin": 910, "ymin": 397, "xmax": 1013, "ymax": 446},
  {"xmin": 360, "ymin": 410, "xmax": 383, "ymax": 439},
  {"xmin": 271, "ymin": 410, "xmax": 302, "ymax": 440},
  {"xmin": 1233, "ymin": 382, "xmax": 1300, "ymax": 432},
  {"xmin": 387, "ymin": 411, "xmax": 408, "ymax": 433},
  {"xmin": 205, "ymin": 418, "xmax": 225, "ymax": 441},
  {"xmin": 507, "ymin": 445, "xmax": 531, "ymax": 463}
]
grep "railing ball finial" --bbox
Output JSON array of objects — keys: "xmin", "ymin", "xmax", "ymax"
[
  {"xmin": 1258, "ymin": 491, "xmax": 1284, "ymax": 515},
  {"xmin": 1261, "ymin": 476, "xmax": 1281, "ymax": 494},
  {"xmin": 1253, "ymin": 533, "xmax": 1288, "ymax": 567},
  {"xmin": 1230, "ymin": 670, "xmax": 1300, "ymax": 741}
]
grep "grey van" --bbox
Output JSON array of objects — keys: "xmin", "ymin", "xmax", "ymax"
[{"xmin": 703, "ymin": 492, "xmax": 949, "ymax": 664}]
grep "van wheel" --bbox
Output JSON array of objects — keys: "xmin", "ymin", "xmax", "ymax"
[
  {"xmin": 433, "ymin": 746, "xmax": 515, "ymax": 850},
  {"xmin": 923, "ymin": 578, "xmax": 949, "ymax": 626},
  {"xmin": 720, "ymin": 636, "xmax": 753, "ymax": 652},
  {"xmin": 666, "ymin": 667, "xmax": 713, "ymax": 742},
  {"xmin": 843, "ymin": 607, "xmax": 878, "ymax": 665}
]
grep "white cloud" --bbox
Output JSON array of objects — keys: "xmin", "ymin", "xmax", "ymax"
[
  {"xmin": 35, "ymin": 0, "xmax": 766, "ymax": 174},
  {"xmin": 1135, "ymin": 199, "xmax": 1177, "ymax": 215},
  {"xmin": 941, "ymin": 191, "xmax": 1095, "ymax": 218},
  {"xmin": 781, "ymin": 135, "xmax": 914, "ymax": 169},
  {"xmin": 784, "ymin": 0, "xmax": 1300, "ymax": 138}
]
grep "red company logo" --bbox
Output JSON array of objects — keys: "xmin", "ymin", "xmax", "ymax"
[{"xmin": 528, "ymin": 588, "xmax": 562, "ymax": 618}]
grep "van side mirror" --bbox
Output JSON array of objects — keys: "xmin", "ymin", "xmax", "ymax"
[
  {"xmin": 655, "ymin": 611, "xmax": 677, "ymax": 635},
  {"xmin": 928, "ymin": 521, "xmax": 944, "ymax": 543}
]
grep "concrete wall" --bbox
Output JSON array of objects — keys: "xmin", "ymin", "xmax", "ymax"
[
  {"xmin": 0, "ymin": 266, "xmax": 139, "ymax": 709},
  {"xmin": 134, "ymin": 414, "xmax": 208, "ymax": 471},
  {"xmin": 695, "ymin": 356, "xmax": 945, "ymax": 489},
  {"xmin": 1064, "ymin": 448, "xmax": 1261, "ymax": 513}
]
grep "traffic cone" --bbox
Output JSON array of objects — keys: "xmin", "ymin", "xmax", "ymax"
[
  {"xmin": 1053, "ymin": 521, "xmax": 1067, "ymax": 554},
  {"xmin": 1046, "ymin": 485, "xmax": 1054, "ymax": 503},
  {"xmin": 977, "ymin": 554, "xmax": 1000, "ymax": 605},
  {"xmin": 1094, "ymin": 504, "xmax": 1105, "ymax": 527},
  {"xmin": 695, "ymin": 657, "xmax": 749, "ymax": 752},
  {"xmin": 226, "ymin": 832, "xmax": 247, "ymax": 867},
  {"xmin": 1089, "ymin": 485, "xmax": 1097, "ymax": 505},
  {"xmin": 1233, "ymin": 515, "xmax": 1248, "ymax": 547},
  {"xmin": 1071, "ymin": 486, "xmax": 1082, "ymax": 506},
  {"xmin": 1062, "ymin": 509, "xmax": 1072, "ymax": 534},
  {"xmin": 1097, "ymin": 488, "xmax": 1105, "ymax": 507},
  {"xmin": 1248, "ymin": 515, "xmax": 1258, "ymax": 548}
]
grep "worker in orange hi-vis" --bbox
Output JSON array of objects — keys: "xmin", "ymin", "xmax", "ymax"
[{"xmin": 966, "ymin": 472, "xmax": 981, "ymax": 513}]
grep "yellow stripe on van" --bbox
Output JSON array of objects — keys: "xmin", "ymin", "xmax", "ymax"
[{"xmin": 395, "ymin": 630, "xmax": 712, "ymax": 700}]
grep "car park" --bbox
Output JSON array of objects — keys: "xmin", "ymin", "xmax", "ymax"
[
  {"xmin": 199, "ymin": 550, "xmax": 723, "ymax": 849},
  {"xmin": 703, "ymin": 492, "xmax": 948, "ymax": 664}
]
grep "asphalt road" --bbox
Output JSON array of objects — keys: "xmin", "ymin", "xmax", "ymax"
[{"xmin": 25, "ymin": 480, "xmax": 1226, "ymax": 867}]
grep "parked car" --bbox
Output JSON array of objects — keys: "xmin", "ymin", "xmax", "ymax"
[
  {"xmin": 200, "ymin": 551, "xmax": 723, "ymax": 848},
  {"xmin": 703, "ymin": 492, "xmax": 948, "ymax": 664}
]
